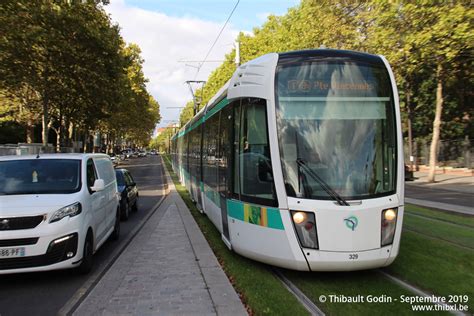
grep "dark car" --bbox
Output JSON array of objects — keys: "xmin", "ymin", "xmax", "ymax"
[
  {"xmin": 405, "ymin": 164, "xmax": 414, "ymax": 181},
  {"xmin": 115, "ymin": 168, "xmax": 139, "ymax": 220}
]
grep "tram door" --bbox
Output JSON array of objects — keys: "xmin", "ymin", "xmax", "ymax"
[{"xmin": 218, "ymin": 103, "xmax": 234, "ymax": 241}]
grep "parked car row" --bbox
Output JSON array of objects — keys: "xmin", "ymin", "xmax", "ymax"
[
  {"xmin": 0, "ymin": 153, "xmax": 140, "ymax": 275},
  {"xmin": 108, "ymin": 149, "xmax": 157, "ymax": 167}
]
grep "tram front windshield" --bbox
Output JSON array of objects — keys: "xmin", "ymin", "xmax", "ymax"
[{"xmin": 275, "ymin": 58, "xmax": 397, "ymax": 200}]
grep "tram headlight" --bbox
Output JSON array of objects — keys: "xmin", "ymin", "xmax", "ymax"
[
  {"xmin": 291, "ymin": 211, "xmax": 318, "ymax": 249},
  {"xmin": 381, "ymin": 208, "xmax": 398, "ymax": 246},
  {"xmin": 292, "ymin": 212, "xmax": 307, "ymax": 224}
]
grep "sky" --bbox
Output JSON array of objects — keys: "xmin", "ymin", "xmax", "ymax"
[{"xmin": 104, "ymin": 0, "xmax": 299, "ymax": 129}]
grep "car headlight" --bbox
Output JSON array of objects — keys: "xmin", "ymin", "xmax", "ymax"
[
  {"xmin": 381, "ymin": 208, "xmax": 398, "ymax": 246},
  {"xmin": 50, "ymin": 202, "xmax": 82, "ymax": 223},
  {"xmin": 291, "ymin": 211, "xmax": 318, "ymax": 249}
]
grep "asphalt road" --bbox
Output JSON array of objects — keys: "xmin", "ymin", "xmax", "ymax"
[
  {"xmin": 0, "ymin": 155, "xmax": 164, "ymax": 316},
  {"xmin": 405, "ymin": 184, "xmax": 473, "ymax": 208}
]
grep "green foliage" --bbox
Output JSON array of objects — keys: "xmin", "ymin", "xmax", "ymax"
[
  {"xmin": 0, "ymin": 1, "xmax": 160, "ymax": 148},
  {"xmin": 363, "ymin": 2, "xmax": 473, "ymax": 141}
]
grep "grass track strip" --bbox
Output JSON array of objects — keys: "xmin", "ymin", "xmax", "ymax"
[
  {"xmin": 273, "ymin": 268, "xmax": 325, "ymax": 316},
  {"xmin": 379, "ymin": 271, "xmax": 466, "ymax": 316}
]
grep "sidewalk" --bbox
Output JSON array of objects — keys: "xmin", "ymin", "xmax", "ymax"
[
  {"xmin": 405, "ymin": 171, "xmax": 473, "ymax": 215},
  {"xmin": 74, "ymin": 164, "xmax": 247, "ymax": 315}
]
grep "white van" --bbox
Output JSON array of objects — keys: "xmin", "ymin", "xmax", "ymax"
[{"xmin": 0, "ymin": 154, "xmax": 120, "ymax": 274}]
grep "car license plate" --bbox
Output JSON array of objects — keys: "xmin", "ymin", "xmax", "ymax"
[{"xmin": 0, "ymin": 247, "xmax": 25, "ymax": 258}]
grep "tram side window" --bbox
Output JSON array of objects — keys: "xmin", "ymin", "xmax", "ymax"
[
  {"xmin": 190, "ymin": 127, "xmax": 199, "ymax": 180},
  {"xmin": 184, "ymin": 132, "xmax": 189, "ymax": 175},
  {"xmin": 233, "ymin": 102, "xmax": 241, "ymax": 197},
  {"xmin": 218, "ymin": 105, "xmax": 232, "ymax": 195},
  {"xmin": 203, "ymin": 113, "xmax": 219, "ymax": 192},
  {"xmin": 196, "ymin": 124, "xmax": 202, "ymax": 183},
  {"xmin": 239, "ymin": 98, "xmax": 277, "ymax": 205}
]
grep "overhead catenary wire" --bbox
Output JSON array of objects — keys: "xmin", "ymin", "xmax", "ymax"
[{"xmin": 193, "ymin": 0, "xmax": 240, "ymax": 80}]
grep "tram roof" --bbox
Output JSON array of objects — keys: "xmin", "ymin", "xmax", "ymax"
[{"xmin": 278, "ymin": 49, "xmax": 384, "ymax": 65}]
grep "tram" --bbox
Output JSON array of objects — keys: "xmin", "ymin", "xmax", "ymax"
[{"xmin": 170, "ymin": 49, "xmax": 404, "ymax": 271}]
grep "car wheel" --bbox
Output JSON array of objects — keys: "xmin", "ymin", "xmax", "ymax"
[
  {"xmin": 78, "ymin": 231, "xmax": 93, "ymax": 274},
  {"xmin": 132, "ymin": 197, "xmax": 138, "ymax": 212},
  {"xmin": 111, "ymin": 209, "xmax": 120, "ymax": 241},
  {"xmin": 121, "ymin": 200, "xmax": 130, "ymax": 221}
]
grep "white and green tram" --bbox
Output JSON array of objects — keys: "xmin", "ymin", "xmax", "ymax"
[{"xmin": 171, "ymin": 49, "xmax": 404, "ymax": 271}]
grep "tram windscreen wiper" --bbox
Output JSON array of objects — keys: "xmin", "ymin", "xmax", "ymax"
[{"xmin": 296, "ymin": 158, "xmax": 350, "ymax": 206}]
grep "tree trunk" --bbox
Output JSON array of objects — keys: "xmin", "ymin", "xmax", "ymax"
[
  {"xmin": 406, "ymin": 84, "xmax": 413, "ymax": 173},
  {"xmin": 26, "ymin": 119, "xmax": 35, "ymax": 143},
  {"xmin": 56, "ymin": 111, "xmax": 63, "ymax": 153},
  {"xmin": 67, "ymin": 121, "xmax": 75, "ymax": 143},
  {"xmin": 428, "ymin": 64, "xmax": 444, "ymax": 182},
  {"xmin": 41, "ymin": 97, "xmax": 49, "ymax": 148},
  {"xmin": 56, "ymin": 128, "xmax": 61, "ymax": 153},
  {"xmin": 82, "ymin": 131, "xmax": 88, "ymax": 153}
]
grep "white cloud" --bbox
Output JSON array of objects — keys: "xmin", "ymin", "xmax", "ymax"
[
  {"xmin": 105, "ymin": 0, "xmax": 239, "ymax": 127},
  {"xmin": 257, "ymin": 12, "xmax": 271, "ymax": 21}
]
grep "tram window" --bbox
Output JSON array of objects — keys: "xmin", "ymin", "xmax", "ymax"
[
  {"xmin": 193, "ymin": 127, "xmax": 200, "ymax": 180},
  {"xmin": 203, "ymin": 113, "xmax": 219, "ymax": 191},
  {"xmin": 202, "ymin": 121, "xmax": 209, "ymax": 182},
  {"xmin": 233, "ymin": 102, "xmax": 241, "ymax": 197},
  {"xmin": 184, "ymin": 132, "xmax": 189, "ymax": 173},
  {"xmin": 196, "ymin": 124, "xmax": 202, "ymax": 183},
  {"xmin": 238, "ymin": 98, "xmax": 277, "ymax": 205},
  {"xmin": 190, "ymin": 128, "xmax": 197, "ymax": 179},
  {"xmin": 218, "ymin": 105, "xmax": 232, "ymax": 195}
]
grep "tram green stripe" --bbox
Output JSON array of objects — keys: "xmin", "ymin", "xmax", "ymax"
[
  {"xmin": 173, "ymin": 97, "xmax": 230, "ymax": 140},
  {"xmin": 204, "ymin": 97, "xmax": 228, "ymax": 120},
  {"xmin": 228, "ymin": 200, "xmax": 245, "ymax": 221},
  {"xmin": 227, "ymin": 199, "xmax": 284, "ymax": 230},
  {"xmin": 267, "ymin": 209, "xmax": 285, "ymax": 230}
]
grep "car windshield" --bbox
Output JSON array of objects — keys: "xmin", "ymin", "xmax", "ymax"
[
  {"xmin": 0, "ymin": 159, "xmax": 81, "ymax": 195},
  {"xmin": 275, "ymin": 58, "xmax": 397, "ymax": 200}
]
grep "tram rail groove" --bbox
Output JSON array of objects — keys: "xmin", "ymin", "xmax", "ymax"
[
  {"xmin": 402, "ymin": 227, "xmax": 474, "ymax": 251},
  {"xmin": 273, "ymin": 268, "xmax": 325, "ymax": 316},
  {"xmin": 405, "ymin": 211, "xmax": 474, "ymax": 229},
  {"xmin": 379, "ymin": 270, "xmax": 467, "ymax": 316}
]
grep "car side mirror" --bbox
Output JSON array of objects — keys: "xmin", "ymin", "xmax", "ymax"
[{"xmin": 91, "ymin": 179, "xmax": 105, "ymax": 192}]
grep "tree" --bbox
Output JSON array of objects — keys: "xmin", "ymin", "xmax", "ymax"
[
  {"xmin": 0, "ymin": 1, "xmax": 160, "ymax": 150},
  {"xmin": 364, "ymin": 2, "xmax": 473, "ymax": 181},
  {"xmin": 421, "ymin": 4, "xmax": 472, "ymax": 181},
  {"xmin": 0, "ymin": 87, "xmax": 41, "ymax": 143}
]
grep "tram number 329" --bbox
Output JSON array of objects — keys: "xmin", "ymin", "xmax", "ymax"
[{"xmin": 349, "ymin": 254, "xmax": 359, "ymax": 260}]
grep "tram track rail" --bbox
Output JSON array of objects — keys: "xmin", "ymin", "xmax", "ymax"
[
  {"xmin": 402, "ymin": 227, "xmax": 474, "ymax": 251},
  {"xmin": 267, "ymin": 211, "xmax": 473, "ymax": 315},
  {"xmin": 273, "ymin": 268, "xmax": 325, "ymax": 316},
  {"xmin": 404, "ymin": 211, "xmax": 474, "ymax": 229},
  {"xmin": 274, "ymin": 266, "xmax": 468, "ymax": 316},
  {"xmin": 378, "ymin": 270, "xmax": 467, "ymax": 316}
]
